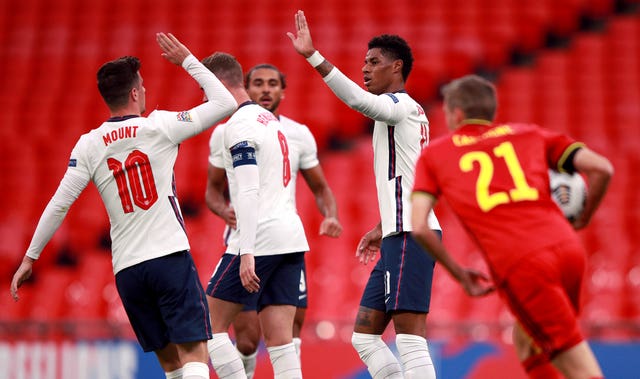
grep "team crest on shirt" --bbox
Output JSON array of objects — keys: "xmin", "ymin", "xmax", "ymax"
[
  {"xmin": 176, "ymin": 111, "xmax": 193, "ymax": 122},
  {"xmin": 68, "ymin": 159, "xmax": 77, "ymax": 167}
]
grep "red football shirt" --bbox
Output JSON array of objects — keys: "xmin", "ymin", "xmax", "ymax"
[{"xmin": 413, "ymin": 120, "xmax": 585, "ymax": 281}]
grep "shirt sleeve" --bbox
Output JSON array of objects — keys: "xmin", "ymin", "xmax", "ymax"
[
  {"xmin": 26, "ymin": 146, "xmax": 91, "ymax": 260},
  {"xmin": 160, "ymin": 55, "xmax": 237, "ymax": 145},
  {"xmin": 230, "ymin": 145, "xmax": 259, "ymax": 255},
  {"xmin": 323, "ymin": 67, "xmax": 410, "ymax": 125},
  {"xmin": 297, "ymin": 124, "xmax": 320, "ymax": 170},
  {"xmin": 540, "ymin": 127, "xmax": 585, "ymax": 172},
  {"xmin": 208, "ymin": 124, "xmax": 226, "ymax": 168},
  {"xmin": 412, "ymin": 150, "xmax": 440, "ymax": 198}
]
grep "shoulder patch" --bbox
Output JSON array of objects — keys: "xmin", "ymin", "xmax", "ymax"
[
  {"xmin": 68, "ymin": 159, "xmax": 77, "ymax": 167},
  {"xmin": 231, "ymin": 141, "xmax": 249, "ymax": 150},
  {"xmin": 176, "ymin": 111, "xmax": 193, "ymax": 122},
  {"xmin": 385, "ymin": 93, "xmax": 399, "ymax": 103}
]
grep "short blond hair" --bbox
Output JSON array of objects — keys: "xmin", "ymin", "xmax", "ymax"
[{"xmin": 442, "ymin": 75, "xmax": 497, "ymax": 121}]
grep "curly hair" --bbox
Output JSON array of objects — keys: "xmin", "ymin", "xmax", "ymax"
[{"xmin": 368, "ymin": 34, "xmax": 413, "ymax": 81}]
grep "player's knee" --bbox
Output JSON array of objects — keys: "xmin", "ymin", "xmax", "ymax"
[
  {"xmin": 351, "ymin": 332, "xmax": 380, "ymax": 356},
  {"xmin": 236, "ymin": 337, "xmax": 259, "ymax": 355}
]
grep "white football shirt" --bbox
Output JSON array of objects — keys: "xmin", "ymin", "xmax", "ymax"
[
  {"xmin": 25, "ymin": 55, "xmax": 237, "ymax": 274},
  {"xmin": 209, "ymin": 114, "xmax": 319, "ymax": 245},
  {"xmin": 220, "ymin": 103, "xmax": 309, "ymax": 256},
  {"xmin": 323, "ymin": 68, "xmax": 441, "ymax": 237}
]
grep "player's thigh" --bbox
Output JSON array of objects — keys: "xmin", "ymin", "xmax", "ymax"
[
  {"xmin": 152, "ymin": 252, "xmax": 212, "ymax": 345},
  {"xmin": 256, "ymin": 252, "xmax": 305, "ymax": 310},
  {"xmin": 116, "ymin": 263, "xmax": 169, "ymax": 352},
  {"xmin": 233, "ymin": 310, "xmax": 262, "ymax": 351},
  {"xmin": 259, "ymin": 304, "xmax": 297, "ymax": 347},
  {"xmin": 381, "ymin": 232, "xmax": 438, "ymax": 313},
  {"xmin": 207, "ymin": 253, "xmax": 259, "ymax": 308},
  {"xmin": 116, "ymin": 251, "xmax": 211, "ymax": 352},
  {"xmin": 500, "ymin": 243, "xmax": 586, "ymax": 358}
]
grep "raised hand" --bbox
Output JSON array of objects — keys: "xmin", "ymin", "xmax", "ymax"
[
  {"xmin": 286, "ymin": 10, "xmax": 317, "ymax": 58},
  {"xmin": 156, "ymin": 32, "xmax": 192, "ymax": 65}
]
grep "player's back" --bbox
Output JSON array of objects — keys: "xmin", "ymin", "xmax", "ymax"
[
  {"xmin": 223, "ymin": 104, "xmax": 308, "ymax": 256},
  {"xmin": 370, "ymin": 92, "xmax": 440, "ymax": 236},
  {"xmin": 421, "ymin": 122, "xmax": 580, "ymax": 278},
  {"xmin": 279, "ymin": 115, "xmax": 319, "ymax": 209},
  {"xmin": 72, "ymin": 112, "xmax": 194, "ymax": 273}
]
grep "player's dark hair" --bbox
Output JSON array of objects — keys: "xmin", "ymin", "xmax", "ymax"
[
  {"xmin": 368, "ymin": 34, "xmax": 413, "ymax": 81},
  {"xmin": 97, "ymin": 56, "xmax": 141, "ymax": 109},
  {"xmin": 245, "ymin": 64, "xmax": 287, "ymax": 90},
  {"xmin": 441, "ymin": 75, "xmax": 497, "ymax": 121},
  {"xmin": 201, "ymin": 52, "xmax": 244, "ymax": 87}
]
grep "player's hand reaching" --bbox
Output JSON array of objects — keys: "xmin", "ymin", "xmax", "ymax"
[
  {"xmin": 319, "ymin": 216, "xmax": 343, "ymax": 238},
  {"xmin": 156, "ymin": 32, "xmax": 192, "ymax": 66},
  {"xmin": 458, "ymin": 268, "xmax": 495, "ymax": 297},
  {"xmin": 240, "ymin": 254, "xmax": 260, "ymax": 293},
  {"xmin": 222, "ymin": 205, "xmax": 237, "ymax": 230},
  {"xmin": 10, "ymin": 256, "xmax": 35, "ymax": 301},
  {"xmin": 356, "ymin": 225, "xmax": 382, "ymax": 265},
  {"xmin": 286, "ymin": 10, "xmax": 317, "ymax": 58}
]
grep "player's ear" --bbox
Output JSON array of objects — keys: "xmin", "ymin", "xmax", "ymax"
[
  {"xmin": 393, "ymin": 59, "xmax": 403, "ymax": 74},
  {"xmin": 130, "ymin": 87, "xmax": 138, "ymax": 102},
  {"xmin": 454, "ymin": 108, "xmax": 465, "ymax": 124}
]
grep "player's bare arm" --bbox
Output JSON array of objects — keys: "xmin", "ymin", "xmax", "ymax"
[
  {"xmin": 287, "ymin": 10, "xmax": 334, "ymax": 77},
  {"xmin": 411, "ymin": 193, "xmax": 494, "ymax": 297},
  {"xmin": 156, "ymin": 32, "xmax": 192, "ymax": 65},
  {"xmin": 300, "ymin": 165, "xmax": 342, "ymax": 238},
  {"xmin": 356, "ymin": 223, "xmax": 382, "ymax": 265},
  {"xmin": 205, "ymin": 164, "xmax": 237, "ymax": 229}
]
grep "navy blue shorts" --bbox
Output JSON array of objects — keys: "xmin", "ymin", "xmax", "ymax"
[
  {"xmin": 359, "ymin": 231, "xmax": 440, "ymax": 313},
  {"xmin": 238, "ymin": 258, "xmax": 308, "ymax": 312},
  {"xmin": 115, "ymin": 251, "xmax": 211, "ymax": 352},
  {"xmin": 207, "ymin": 252, "xmax": 304, "ymax": 312}
]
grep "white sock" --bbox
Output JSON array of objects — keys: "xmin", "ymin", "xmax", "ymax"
[
  {"xmin": 396, "ymin": 334, "xmax": 436, "ymax": 379},
  {"xmin": 292, "ymin": 337, "xmax": 302, "ymax": 359},
  {"xmin": 267, "ymin": 342, "xmax": 302, "ymax": 379},
  {"xmin": 208, "ymin": 333, "xmax": 247, "ymax": 379},
  {"xmin": 351, "ymin": 332, "xmax": 403, "ymax": 379},
  {"xmin": 165, "ymin": 368, "xmax": 183, "ymax": 379},
  {"xmin": 237, "ymin": 348, "xmax": 257, "ymax": 379},
  {"xmin": 182, "ymin": 362, "xmax": 210, "ymax": 379}
]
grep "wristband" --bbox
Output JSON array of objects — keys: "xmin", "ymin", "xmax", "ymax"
[{"xmin": 306, "ymin": 51, "xmax": 325, "ymax": 68}]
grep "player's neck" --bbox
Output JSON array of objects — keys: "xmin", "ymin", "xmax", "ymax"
[
  {"xmin": 383, "ymin": 82, "xmax": 405, "ymax": 94},
  {"xmin": 110, "ymin": 105, "xmax": 141, "ymax": 118},
  {"xmin": 228, "ymin": 88, "xmax": 251, "ymax": 106}
]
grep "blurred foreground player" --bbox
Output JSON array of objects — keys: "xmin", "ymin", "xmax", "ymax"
[
  {"xmin": 10, "ymin": 33, "xmax": 237, "ymax": 379},
  {"xmin": 411, "ymin": 74, "xmax": 612, "ymax": 379}
]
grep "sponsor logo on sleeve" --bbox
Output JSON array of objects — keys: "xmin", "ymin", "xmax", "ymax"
[
  {"xmin": 176, "ymin": 111, "xmax": 193, "ymax": 122},
  {"xmin": 68, "ymin": 159, "xmax": 77, "ymax": 167}
]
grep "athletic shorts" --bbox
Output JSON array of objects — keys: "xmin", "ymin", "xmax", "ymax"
[
  {"xmin": 497, "ymin": 238, "xmax": 586, "ymax": 359},
  {"xmin": 360, "ymin": 231, "xmax": 439, "ymax": 313},
  {"xmin": 115, "ymin": 251, "xmax": 211, "ymax": 352},
  {"xmin": 207, "ymin": 252, "xmax": 304, "ymax": 312},
  {"xmin": 238, "ymin": 258, "xmax": 309, "ymax": 312}
]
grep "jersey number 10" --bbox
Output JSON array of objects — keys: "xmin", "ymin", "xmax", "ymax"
[{"xmin": 108, "ymin": 150, "xmax": 159, "ymax": 214}]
